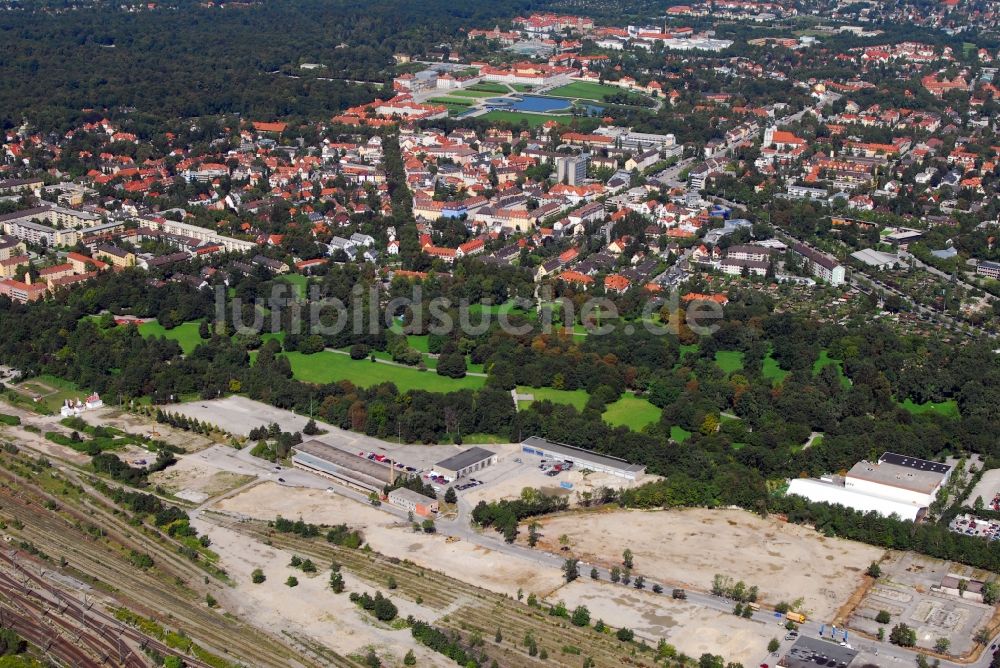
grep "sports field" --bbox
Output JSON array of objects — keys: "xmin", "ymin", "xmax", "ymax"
[
  {"xmin": 138, "ymin": 320, "xmax": 205, "ymax": 354},
  {"xmin": 281, "ymin": 350, "xmax": 485, "ymax": 392},
  {"xmin": 548, "ymin": 81, "xmax": 622, "ymax": 101}
]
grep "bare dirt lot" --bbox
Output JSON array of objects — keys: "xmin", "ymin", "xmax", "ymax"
[
  {"xmin": 530, "ymin": 507, "xmax": 885, "ymax": 619},
  {"xmin": 91, "ymin": 407, "xmax": 216, "ymax": 452},
  {"xmin": 192, "ymin": 518, "xmax": 444, "ymax": 666},
  {"xmin": 149, "ymin": 455, "xmax": 255, "ymax": 502},
  {"xmin": 214, "ymin": 482, "xmax": 565, "ymax": 597},
  {"xmin": 553, "ymin": 579, "xmax": 768, "ymax": 665}
]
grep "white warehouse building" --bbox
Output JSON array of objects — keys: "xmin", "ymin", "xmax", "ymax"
[{"xmin": 788, "ymin": 452, "xmax": 952, "ymax": 522}]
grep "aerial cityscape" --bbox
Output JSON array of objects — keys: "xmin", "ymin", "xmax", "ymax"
[{"xmin": 0, "ymin": 0, "xmax": 999, "ymax": 666}]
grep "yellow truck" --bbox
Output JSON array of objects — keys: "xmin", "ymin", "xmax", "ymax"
[{"xmin": 785, "ymin": 611, "xmax": 806, "ymax": 624}]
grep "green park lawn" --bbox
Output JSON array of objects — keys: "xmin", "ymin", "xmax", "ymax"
[
  {"xmin": 670, "ymin": 425, "xmax": 692, "ymax": 443},
  {"xmin": 444, "ymin": 89, "xmax": 496, "ymax": 98},
  {"xmin": 480, "ymin": 111, "xmax": 572, "ymax": 127},
  {"xmin": 468, "ymin": 82, "xmax": 509, "ymax": 93},
  {"xmin": 714, "ymin": 350, "xmax": 745, "ymax": 374},
  {"xmin": 517, "ymin": 386, "xmax": 589, "ymax": 411},
  {"xmin": 429, "ymin": 97, "xmax": 476, "ymax": 107},
  {"xmin": 548, "ymin": 81, "xmax": 621, "ymax": 101},
  {"xmin": 899, "ymin": 398, "xmax": 959, "ymax": 418},
  {"xmin": 276, "ymin": 274, "xmax": 309, "ymax": 299},
  {"xmin": 138, "ymin": 321, "xmax": 204, "ymax": 355},
  {"xmin": 762, "ymin": 351, "xmax": 789, "ymax": 383},
  {"xmin": 814, "ymin": 350, "xmax": 850, "ymax": 387},
  {"xmin": 281, "ymin": 351, "xmax": 485, "ymax": 392},
  {"xmin": 602, "ymin": 393, "xmax": 661, "ymax": 430}
]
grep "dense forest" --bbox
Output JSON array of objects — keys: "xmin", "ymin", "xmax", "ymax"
[{"xmin": 0, "ymin": 0, "xmax": 548, "ymax": 129}]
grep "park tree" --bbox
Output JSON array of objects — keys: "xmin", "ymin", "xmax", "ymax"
[
  {"xmin": 623, "ymin": 548, "xmax": 634, "ymax": 569},
  {"xmin": 251, "ymin": 568, "xmax": 266, "ymax": 584},
  {"xmin": 444, "ymin": 487, "xmax": 457, "ymax": 504}
]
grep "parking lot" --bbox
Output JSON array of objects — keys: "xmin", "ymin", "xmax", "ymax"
[
  {"xmin": 949, "ymin": 513, "xmax": 1000, "ymax": 541},
  {"xmin": 848, "ymin": 552, "xmax": 992, "ymax": 656}
]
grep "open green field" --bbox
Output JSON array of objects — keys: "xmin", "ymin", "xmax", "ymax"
[
  {"xmin": 548, "ymin": 81, "xmax": 621, "ymax": 101},
  {"xmin": 468, "ymin": 82, "xmax": 509, "ymax": 94},
  {"xmin": 480, "ymin": 111, "xmax": 572, "ymax": 127},
  {"xmin": 138, "ymin": 321, "xmax": 204, "ymax": 355},
  {"xmin": 602, "ymin": 393, "xmax": 661, "ymax": 430},
  {"xmin": 467, "ymin": 301, "xmax": 535, "ymax": 319},
  {"xmin": 276, "ymin": 274, "xmax": 309, "ymax": 299},
  {"xmin": 762, "ymin": 351, "xmax": 789, "ymax": 383},
  {"xmin": 445, "ymin": 89, "xmax": 497, "ymax": 98},
  {"xmin": 814, "ymin": 350, "xmax": 850, "ymax": 387},
  {"xmin": 714, "ymin": 350, "xmax": 745, "ymax": 374},
  {"xmin": 430, "ymin": 97, "xmax": 476, "ymax": 107},
  {"xmin": 671, "ymin": 425, "xmax": 692, "ymax": 443},
  {"xmin": 899, "ymin": 398, "xmax": 959, "ymax": 418},
  {"xmin": 517, "ymin": 386, "xmax": 589, "ymax": 411},
  {"xmin": 281, "ymin": 351, "xmax": 485, "ymax": 392}
]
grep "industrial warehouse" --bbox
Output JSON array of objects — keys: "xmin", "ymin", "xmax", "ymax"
[
  {"xmin": 435, "ymin": 446, "xmax": 497, "ymax": 479},
  {"xmin": 291, "ymin": 440, "xmax": 395, "ymax": 493},
  {"xmin": 787, "ymin": 452, "xmax": 953, "ymax": 522},
  {"xmin": 520, "ymin": 436, "xmax": 646, "ymax": 480}
]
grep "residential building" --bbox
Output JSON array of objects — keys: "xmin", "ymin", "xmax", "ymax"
[
  {"xmin": 94, "ymin": 244, "xmax": 136, "ymax": 268},
  {"xmin": 555, "ymin": 154, "xmax": 588, "ymax": 186},
  {"xmin": 977, "ymin": 260, "xmax": 1000, "ymax": 279},
  {"xmin": 0, "ymin": 236, "xmax": 26, "ymax": 261},
  {"xmin": 790, "ymin": 242, "xmax": 846, "ymax": 285}
]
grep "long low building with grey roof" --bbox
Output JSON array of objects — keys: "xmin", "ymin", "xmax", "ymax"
[
  {"xmin": 520, "ymin": 436, "xmax": 646, "ymax": 480},
  {"xmin": 292, "ymin": 439, "xmax": 394, "ymax": 493}
]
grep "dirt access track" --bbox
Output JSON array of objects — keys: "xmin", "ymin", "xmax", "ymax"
[{"xmin": 531, "ymin": 507, "xmax": 886, "ymax": 620}]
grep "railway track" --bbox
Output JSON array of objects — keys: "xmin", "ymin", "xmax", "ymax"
[
  {"xmin": 0, "ymin": 549, "xmax": 215, "ymax": 668},
  {"xmin": 0, "ymin": 466, "xmax": 321, "ymax": 668}
]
